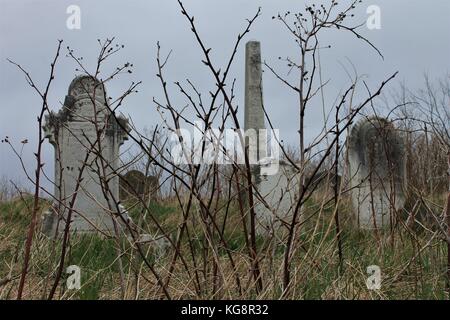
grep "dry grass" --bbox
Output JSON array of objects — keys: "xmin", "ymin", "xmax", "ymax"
[{"xmin": 0, "ymin": 192, "xmax": 448, "ymax": 300}]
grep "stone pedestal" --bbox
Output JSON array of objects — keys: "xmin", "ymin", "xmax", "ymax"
[{"xmin": 255, "ymin": 161, "xmax": 300, "ymax": 236}]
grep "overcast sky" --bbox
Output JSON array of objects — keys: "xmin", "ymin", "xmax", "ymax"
[{"xmin": 1, "ymin": 0, "xmax": 449, "ymax": 190}]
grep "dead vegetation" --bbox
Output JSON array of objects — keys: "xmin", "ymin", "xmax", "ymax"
[{"xmin": 0, "ymin": 0, "xmax": 449, "ymax": 300}]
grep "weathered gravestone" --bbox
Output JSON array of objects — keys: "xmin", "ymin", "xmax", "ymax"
[
  {"xmin": 119, "ymin": 170, "xmax": 158, "ymax": 201},
  {"xmin": 348, "ymin": 117, "xmax": 407, "ymax": 229},
  {"xmin": 243, "ymin": 40, "xmax": 300, "ymax": 235},
  {"xmin": 42, "ymin": 75, "xmax": 129, "ymax": 234}
]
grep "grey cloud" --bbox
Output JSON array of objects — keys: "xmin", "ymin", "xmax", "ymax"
[{"xmin": 1, "ymin": 0, "xmax": 449, "ymax": 189}]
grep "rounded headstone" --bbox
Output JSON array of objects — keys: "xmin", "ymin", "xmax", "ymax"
[{"xmin": 348, "ymin": 117, "xmax": 407, "ymax": 229}]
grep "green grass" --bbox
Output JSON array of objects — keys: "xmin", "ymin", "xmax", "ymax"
[
  {"xmin": 0, "ymin": 194, "xmax": 448, "ymax": 300},
  {"xmin": 66, "ymin": 235, "xmax": 119, "ymax": 299}
]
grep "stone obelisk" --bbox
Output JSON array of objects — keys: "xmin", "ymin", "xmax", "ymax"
[{"xmin": 244, "ymin": 41, "xmax": 267, "ymax": 164}]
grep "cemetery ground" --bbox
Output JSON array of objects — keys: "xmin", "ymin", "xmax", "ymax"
[
  {"xmin": 2, "ymin": 0, "xmax": 449, "ymax": 302},
  {"xmin": 0, "ymin": 189, "xmax": 448, "ymax": 300}
]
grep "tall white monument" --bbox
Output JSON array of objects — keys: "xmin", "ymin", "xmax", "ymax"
[
  {"xmin": 244, "ymin": 41, "xmax": 267, "ymax": 164},
  {"xmin": 243, "ymin": 41, "xmax": 300, "ymax": 235}
]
